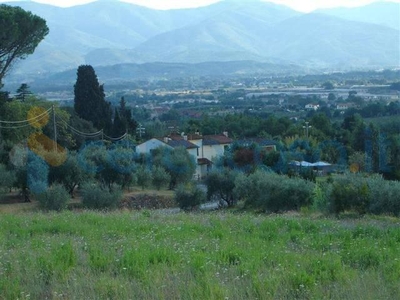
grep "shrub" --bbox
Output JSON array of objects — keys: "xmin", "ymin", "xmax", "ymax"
[
  {"xmin": 174, "ymin": 184, "xmax": 206, "ymax": 211},
  {"xmin": 36, "ymin": 184, "xmax": 70, "ymax": 211},
  {"xmin": 312, "ymin": 183, "xmax": 331, "ymax": 213},
  {"xmin": 327, "ymin": 174, "xmax": 370, "ymax": 215},
  {"xmin": 151, "ymin": 166, "xmax": 170, "ymax": 191},
  {"xmin": 235, "ymin": 171, "xmax": 314, "ymax": 213},
  {"xmin": 81, "ymin": 183, "xmax": 122, "ymax": 210},
  {"xmin": 366, "ymin": 175, "xmax": 400, "ymax": 216}
]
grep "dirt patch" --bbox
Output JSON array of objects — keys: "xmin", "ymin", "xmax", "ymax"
[
  {"xmin": 120, "ymin": 193, "xmax": 177, "ymax": 210},
  {"xmin": 0, "ymin": 192, "xmax": 27, "ymax": 204}
]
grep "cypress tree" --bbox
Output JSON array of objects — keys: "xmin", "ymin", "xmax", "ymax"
[
  {"xmin": 111, "ymin": 108, "xmax": 125, "ymax": 138},
  {"xmin": 73, "ymin": 65, "xmax": 112, "ymax": 133},
  {"xmin": 118, "ymin": 96, "xmax": 138, "ymax": 135}
]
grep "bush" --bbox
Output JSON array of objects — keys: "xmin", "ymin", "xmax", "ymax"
[
  {"xmin": 174, "ymin": 184, "xmax": 206, "ymax": 211},
  {"xmin": 235, "ymin": 171, "xmax": 314, "ymax": 213},
  {"xmin": 81, "ymin": 183, "xmax": 122, "ymax": 210},
  {"xmin": 325, "ymin": 174, "xmax": 371, "ymax": 215},
  {"xmin": 311, "ymin": 183, "xmax": 331, "ymax": 213},
  {"xmin": 367, "ymin": 175, "xmax": 400, "ymax": 216},
  {"xmin": 36, "ymin": 184, "xmax": 70, "ymax": 211}
]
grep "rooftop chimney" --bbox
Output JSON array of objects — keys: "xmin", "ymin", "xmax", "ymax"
[{"xmin": 223, "ymin": 131, "xmax": 228, "ymax": 137}]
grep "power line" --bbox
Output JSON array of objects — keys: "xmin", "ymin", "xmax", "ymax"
[
  {"xmin": 0, "ymin": 108, "xmax": 128, "ymax": 142},
  {"xmin": 103, "ymin": 132, "xmax": 127, "ymax": 141},
  {"xmin": 0, "ymin": 107, "xmax": 52, "ymax": 124},
  {"xmin": 56, "ymin": 115, "xmax": 103, "ymax": 138},
  {"xmin": 0, "ymin": 112, "xmax": 50, "ymax": 129}
]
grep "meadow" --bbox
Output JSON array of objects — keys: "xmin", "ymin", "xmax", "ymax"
[{"xmin": 0, "ymin": 211, "xmax": 399, "ymax": 299}]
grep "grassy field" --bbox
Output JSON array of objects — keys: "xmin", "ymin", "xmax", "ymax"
[{"xmin": 0, "ymin": 211, "xmax": 399, "ymax": 299}]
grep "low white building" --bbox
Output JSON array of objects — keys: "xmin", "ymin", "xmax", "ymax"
[
  {"xmin": 136, "ymin": 132, "xmax": 233, "ymax": 180},
  {"xmin": 305, "ymin": 104, "xmax": 320, "ymax": 111}
]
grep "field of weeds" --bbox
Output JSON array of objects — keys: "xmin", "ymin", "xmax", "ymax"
[{"xmin": 0, "ymin": 211, "xmax": 399, "ymax": 299}]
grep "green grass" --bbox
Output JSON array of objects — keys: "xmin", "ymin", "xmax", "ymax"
[{"xmin": 0, "ymin": 211, "xmax": 399, "ymax": 299}]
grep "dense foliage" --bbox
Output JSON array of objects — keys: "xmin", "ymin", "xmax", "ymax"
[
  {"xmin": 74, "ymin": 65, "xmax": 113, "ymax": 133},
  {"xmin": 0, "ymin": 4, "xmax": 49, "ymax": 85},
  {"xmin": 174, "ymin": 183, "xmax": 206, "ymax": 211},
  {"xmin": 36, "ymin": 184, "xmax": 70, "ymax": 211}
]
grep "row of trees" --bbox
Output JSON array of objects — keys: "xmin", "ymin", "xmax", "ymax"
[
  {"xmin": 0, "ymin": 142, "xmax": 196, "ymax": 210},
  {"xmin": 178, "ymin": 167, "xmax": 400, "ymax": 216}
]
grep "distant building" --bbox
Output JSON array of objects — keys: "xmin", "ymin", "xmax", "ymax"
[
  {"xmin": 305, "ymin": 104, "xmax": 320, "ymax": 111},
  {"xmin": 336, "ymin": 103, "xmax": 352, "ymax": 110}
]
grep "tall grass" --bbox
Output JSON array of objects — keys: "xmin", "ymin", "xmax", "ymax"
[{"xmin": 0, "ymin": 211, "xmax": 399, "ymax": 299}]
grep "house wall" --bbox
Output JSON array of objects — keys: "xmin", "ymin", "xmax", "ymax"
[
  {"xmin": 189, "ymin": 139, "xmax": 203, "ymax": 157},
  {"xmin": 202, "ymin": 144, "xmax": 227, "ymax": 161},
  {"xmin": 187, "ymin": 148, "xmax": 199, "ymax": 160}
]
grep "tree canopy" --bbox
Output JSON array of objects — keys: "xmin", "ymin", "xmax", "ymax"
[{"xmin": 0, "ymin": 5, "xmax": 49, "ymax": 85}]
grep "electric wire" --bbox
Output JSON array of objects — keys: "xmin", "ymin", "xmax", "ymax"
[
  {"xmin": 0, "ymin": 108, "xmax": 128, "ymax": 142},
  {"xmin": 0, "ymin": 107, "xmax": 52, "ymax": 124},
  {"xmin": 56, "ymin": 115, "xmax": 103, "ymax": 137},
  {"xmin": 0, "ymin": 112, "xmax": 51, "ymax": 129},
  {"xmin": 103, "ymin": 132, "xmax": 127, "ymax": 141}
]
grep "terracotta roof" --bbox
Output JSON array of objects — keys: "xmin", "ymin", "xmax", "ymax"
[
  {"xmin": 187, "ymin": 134, "xmax": 203, "ymax": 140},
  {"xmin": 203, "ymin": 135, "xmax": 233, "ymax": 145}
]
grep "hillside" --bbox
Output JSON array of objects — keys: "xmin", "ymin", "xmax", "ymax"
[
  {"xmin": 22, "ymin": 60, "xmax": 302, "ymax": 88},
  {"xmin": 3, "ymin": 0, "xmax": 399, "ymax": 81}
]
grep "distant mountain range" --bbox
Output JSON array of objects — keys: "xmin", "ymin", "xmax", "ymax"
[{"xmin": 3, "ymin": 0, "xmax": 400, "ymax": 83}]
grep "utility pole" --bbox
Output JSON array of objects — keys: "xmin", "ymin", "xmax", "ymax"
[
  {"xmin": 136, "ymin": 123, "xmax": 145, "ymax": 139},
  {"xmin": 303, "ymin": 121, "xmax": 312, "ymax": 139},
  {"xmin": 52, "ymin": 105, "xmax": 57, "ymax": 151}
]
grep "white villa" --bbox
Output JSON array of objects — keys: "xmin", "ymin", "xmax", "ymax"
[{"xmin": 136, "ymin": 132, "xmax": 233, "ymax": 179}]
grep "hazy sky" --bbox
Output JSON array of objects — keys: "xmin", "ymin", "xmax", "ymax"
[{"xmin": 0, "ymin": 0, "xmax": 399, "ymax": 11}]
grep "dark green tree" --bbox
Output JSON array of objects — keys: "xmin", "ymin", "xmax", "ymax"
[
  {"xmin": 205, "ymin": 168, "xmax": 239, "ymax": 207},
  {"xmin": 49, "ymin": 152, "xmax": 87, "ymax": 197},
  {"xmin": 73, "ymin": 65, "xmax": 112, "ymax": 133},
  {"xmin": 0, "ymin": 5, "xmax": 49, "ymax": 86},
  {"xmin": 118, "ymin": 97, "xmax": 137, "ymax": 134},
  {"xmin": 15, "ymin": 83, "xmax": 32, "ymax": 101},
  {"xmin": 322, "ymin": 81, "xmax": 334, "ymax": 90},
  {"xmin": 111, "ymin": 108, "xmax": 125, "ymax": 138}
]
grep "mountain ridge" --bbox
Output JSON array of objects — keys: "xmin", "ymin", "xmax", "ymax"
[{"xmin": 2, "ymin": 0, "xmax": 399, "ymax": 82}]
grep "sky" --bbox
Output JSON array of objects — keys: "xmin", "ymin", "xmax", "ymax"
[{"xmin": 0, "ymin": 0, "xmax": 398, "ymax": 12}]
